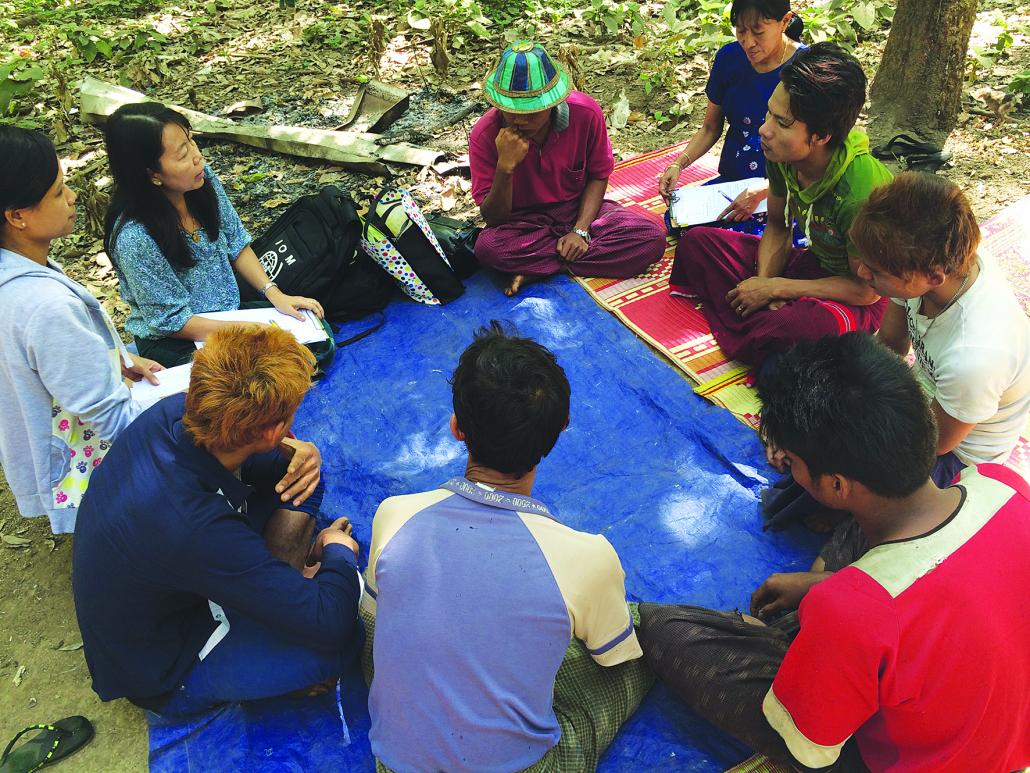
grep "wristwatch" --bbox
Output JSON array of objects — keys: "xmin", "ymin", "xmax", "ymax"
[
  {"xmin": 572, "ymin": 228, "xmax": 591, "ymax": 243},
  {"xmin": 258, "ymin": 281, "xmax": 278, "ymax": 297}
]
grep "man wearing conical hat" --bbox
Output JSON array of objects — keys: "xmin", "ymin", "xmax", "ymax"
[{"xmin": 470, "ymin": 42, "xmax": 667, "ymax": 296}]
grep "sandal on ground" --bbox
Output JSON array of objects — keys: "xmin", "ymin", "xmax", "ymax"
[
  {"xmin": 904, "ymin": 150, "xmax": 953, "ymax": 172},
  {"xmin": 871, "ymin": 133, "xmax": 940, "ymax": 159},
  {"xmin": 0, "ymin": 717, "xmax": 95, "ymax": 773},
  {"xmin": 871, "ymin": 133, "xmax": 952, "ymax": 171}
]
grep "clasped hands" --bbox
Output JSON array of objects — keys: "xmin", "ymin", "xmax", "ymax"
[{"xmin": 726, "ymin": 276, "xmax": 787, "ymax": 318}]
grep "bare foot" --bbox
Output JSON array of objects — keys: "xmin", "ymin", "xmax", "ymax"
[
  {"xmin": 286, "ymin": 675, "xmax": 337, "ymax": 699},
  {"xmin": 803, "ymin": 508, "xmax": 849, "ymax": 534},
  {"xmin": 504, "ymin": 274, "xmax": 526, "ymax": 297}
]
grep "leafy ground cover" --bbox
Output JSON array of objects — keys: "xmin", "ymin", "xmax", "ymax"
[{"xmin": 1, "ymin": 0, "xmax": 1027, "ymax": 768}]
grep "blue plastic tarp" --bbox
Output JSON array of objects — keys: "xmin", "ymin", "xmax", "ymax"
[{"xmin": 149, "ymin": 270, "xmax": 821, "ymax": 771}]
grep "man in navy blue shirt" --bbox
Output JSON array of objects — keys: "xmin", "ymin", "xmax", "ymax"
[{"xmin": 73, "ymin": 325, "xmax": 361, "ymax": 715}]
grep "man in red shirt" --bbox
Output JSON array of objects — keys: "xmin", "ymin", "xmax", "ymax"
[
  {"xmin": 469, "ymin": 41, "xmax": 666, "ymax": 296},
  {"xmin": 639, "ymin": 332, "xmax": 1030, "ymax": 772}
]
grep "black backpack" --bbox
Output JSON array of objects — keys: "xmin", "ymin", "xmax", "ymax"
[{"xmin": 243, "ymin": 186, "xmax": 395, "ymax": 322}]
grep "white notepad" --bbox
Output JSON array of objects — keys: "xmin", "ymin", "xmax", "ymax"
[
  {"xmin": 669, "ymin": 177, "xmax": 768, "ymax": 228},
  {"xmin": 130, "ymin": 363, "xmax": 192, "ymax": 410},
  {"xmin": 193, "ymin": 308, "xmax": 328, "ymax": 347}
]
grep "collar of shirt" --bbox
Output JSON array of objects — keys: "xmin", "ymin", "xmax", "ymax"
[
  {"xmin": 441, "ymin": 476, "xmax": 557, "ymax": 521},
  {"xmin": 170, "ymin": 416, "xmax": 253, "ymax": 510}
]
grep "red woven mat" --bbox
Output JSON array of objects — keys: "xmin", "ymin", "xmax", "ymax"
[{"xmin": 574, "ymin": 146, "xmax": 1030, "ymax": 474}]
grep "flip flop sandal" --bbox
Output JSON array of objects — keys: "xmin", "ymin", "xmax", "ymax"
[
  {"xmin": 0, "ymin": 717, "xmax": 95, "ymax": 773},
  {"xmin": 904, "ymin": 150, "xmax": 953, "ymax": 172},
  {"xmin": 871, "ymin": 132, "xmax": 943, "ymax": 161}
]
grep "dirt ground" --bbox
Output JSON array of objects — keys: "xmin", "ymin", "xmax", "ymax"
[
  {"xmin": 1, "ymin": 0, "xmax": 1028, "ymax": 768},
  {"xmin": 0, "ymin": 478, "xmax": 146, "ymax": 771}
]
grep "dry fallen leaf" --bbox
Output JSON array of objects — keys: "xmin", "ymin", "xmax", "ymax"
[
  {"xmin": 57, "ymin": 641, "xmax": 84, "ymax": 652},
  {"xmin": 440, "ymin": 181, "xmax": 457, "ymax": 212},
  {"xmin": 2, "ymin": 535, "xmax": 31, "ymax": 548},
  {"xmin": 13, "ymin": 665, "xmax": 25, "ymax": 687},
  {"xmin": 262, "ymin": 196, "xmax": 291, "ymax": 209},
  {"xmin": 610, "ymin": 90, "xmax": 630, "ymax": 130},
  {"xmin": 221, "ymin": 99, "xmax": 264, "ymax": 117}
]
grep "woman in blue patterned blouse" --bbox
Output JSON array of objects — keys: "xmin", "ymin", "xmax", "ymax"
[
  {"xmin": 657, "ymin": 0, "xmax": 803, "ymax": 223},
  {"xmin": 103, "ymin": 102, "xmax": 323, "ymax": 367}
]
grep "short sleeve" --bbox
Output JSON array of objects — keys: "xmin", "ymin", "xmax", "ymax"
[
  {"xmin": 934, "ymin": 344, "xmax": 1012, "ymax": 424},
  {"xmin": 206, "ymin": 169, "xmax": 251, "ymax": 260},
  {"xmin": 469, "ymin": 112, "xmax": 501, "ymax": 206},
  {"xmin": 841, "ymin": 156, "xmax": 893, "ymax": 258},
  {"xmin": 571, "ymin": 535, "xmax": 640, "ymax": 665},
  {"xmin": 705, "ymin": 44, "xmax": 732, "ymax": 106},
  {"xmin": 524, "ymin": 516, "xmax": 642, "ymax": 667},
  {"xmin": 766, "ymin": 160, "xmax": 787, "ymax": 197},
  {"xmin": 112, "ymin": 222, "xmax": 193, "ymax": 337},
  {"xmin": 764, "ymin": 570, "xmax": 894, "ymax": 768},
  {"xmin": 580, "ymin": 96, "xmax": 614, "ymax": 180}
]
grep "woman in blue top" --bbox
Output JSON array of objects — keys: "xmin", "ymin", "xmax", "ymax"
[
  {"xmin": 104, "ymin": 102, "xmax": 324, "ymax": 367},
  {"xmin": 658, "ymin": 0, "xmax": 803, "ymax": 222}
]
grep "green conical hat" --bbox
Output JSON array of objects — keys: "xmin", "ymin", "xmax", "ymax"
[{"xmin": 483, "ymin": 41, "xmax": 571, "ymax": 114}]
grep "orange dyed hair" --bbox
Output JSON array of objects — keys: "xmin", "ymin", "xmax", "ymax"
[{"xmin": 183, "ymin": 324, "xmax": 315, "ymax": 452}]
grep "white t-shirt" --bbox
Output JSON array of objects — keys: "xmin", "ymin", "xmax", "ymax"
[{"xmin": 894, "ymin": 255, "xmax": 1030, "ymax": 465}]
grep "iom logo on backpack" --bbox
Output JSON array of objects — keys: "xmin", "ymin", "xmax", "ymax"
[{"xmin": 258, "ymin": 239, "xmax": 297, "ymax": 282}]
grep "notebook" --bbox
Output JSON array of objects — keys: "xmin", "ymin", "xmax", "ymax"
[{"xmin": 669, "ymin": 177, "xmax": 768, "ymax": 227}]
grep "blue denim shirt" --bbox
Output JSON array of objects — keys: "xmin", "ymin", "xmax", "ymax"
[{"xmin": 112, "ymin": 167, "xmax": 252, "ymax": 340}]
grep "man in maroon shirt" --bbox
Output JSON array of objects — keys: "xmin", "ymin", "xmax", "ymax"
[{"xmin": 470, "ymin": 41, "xmax": 666, "ymax": 296}]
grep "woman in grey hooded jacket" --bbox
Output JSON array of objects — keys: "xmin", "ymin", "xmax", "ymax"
[{"xmin": 0, "ymin": 126, "xmax": 163, "ymax": 533}]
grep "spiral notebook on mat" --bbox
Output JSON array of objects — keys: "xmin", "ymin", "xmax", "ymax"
[{"xmin": 669, "ymin": 177, "xmax": 767, "ymax": 227}]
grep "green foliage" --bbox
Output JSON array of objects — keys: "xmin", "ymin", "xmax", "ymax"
[
  {"xmin": 0, "ymin": 55, "xmax": 43, "ymax": 115},
  {"xmin": 1010, "ymin": 70, "xmax": 1030, "ymax": 108},
  {"xmin": 584, "ymin": 0, "xmax": 647, "ymax": 38},
  {"xmin": 969, "ymin": 13, "xmax": 1016, "ymax": 72},
  {"xmin": 797, "ymin": 0, "xmax": 894, "ymax": 47},
  {"xmin": 59, "ymin": 23, "xmax": 168, "ymax": 63}
]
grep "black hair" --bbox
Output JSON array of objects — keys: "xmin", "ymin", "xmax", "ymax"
[
  {"xmin": 103, "ymin": 102, "xmax": 219, "ymax": 271},
  {"xmin": 758, "ymin": 333, "xmax": 937, "ymax": 498},
  {"xmin": 730, "ymin": 0, "xmax": 804, "ymax": 41},
  {"xmin": 450, "ymin": 321, "xmax": 571, "ymax": 477},
  {"xmin": 779, "ymin": 41, "xmax": 866, "ymax": 147},
  {"xmin": 0, "ymin": 125, "xmax": 59, "ymax": 225}
]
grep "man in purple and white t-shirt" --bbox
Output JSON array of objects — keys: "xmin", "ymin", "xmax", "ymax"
[{"xmin": 362, "ymin": 322, "xmax": 652, "ymax": 772}]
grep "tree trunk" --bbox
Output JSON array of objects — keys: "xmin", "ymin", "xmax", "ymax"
[{"xmin": 868, "ymin": 0, "xmax": 977, "ymax": 146}]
